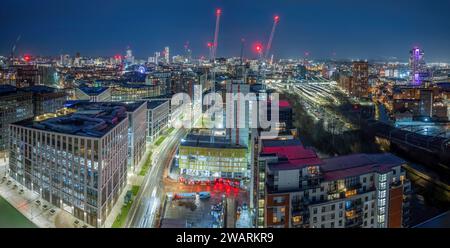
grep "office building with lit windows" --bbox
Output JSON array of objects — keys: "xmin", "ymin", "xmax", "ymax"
[
  {"xmin": 8, "ymin": 105, "xmax": 129, "ymax": 227},
  {"xmin": 111, "ymin": 83, "xmax": 162, "ymax": 102},
  {"xmin": 145, "ymin": 100, "xmax": 169, "ymax": 143},
  {"xmin": 67, "ymin": 101, "xmax": 147, "ymax": 172},
  {"xmin": 257, "ymin": 138, "xmax": 411, "ymax": 228},
  {"xmin": 0, "ymin": 85, "xmax": 34, "ymax": 156},
  {"xmin": 178, "ymin": 134, "xmax": 248, "ymax": 180},
  {"xmin": 22, "ymin": 85, "xmax": 67, "ymax": 116}
]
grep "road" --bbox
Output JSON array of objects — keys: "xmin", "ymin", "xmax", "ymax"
[{"xmin": 126, "ymin": 128, "xmax": 187, "ymax": 228}]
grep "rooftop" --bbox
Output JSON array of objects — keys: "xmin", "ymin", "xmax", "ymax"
[
  {"xmin": 181, "ymin": 134, "xmax": 246, "ymax": 149},
  {"xmin": 22, "ymin": 85, "xmax": 60, "ymax": 94},
  {"xmin": 14, "ymin": 105, "xmax": 127, "ymax": 138},
  {"xmin": 0, "ymin": 85, "xmax": 20, "ymax": 96},
  {"xmin": 78, "ymin": 86, "xmax": 109, "ymax": 96},
  {"xmin": 262, "ymin": 139, "xmax": 323, "ymax": 170},
  {"xmin": 145, "ymin": 99, "xmax": 168, "ymax": 109},
  {"xmin": 68, "ymin": 101, "xmax": 146, "ymax": 113},
  {"xmin": 321, "ymin": 153, "xmax": 405, "ymax": 181}
]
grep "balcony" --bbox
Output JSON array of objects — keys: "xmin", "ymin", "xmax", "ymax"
[{"xmin": 345, "ymin": 217, "xmax": 363, "ymax": 228}]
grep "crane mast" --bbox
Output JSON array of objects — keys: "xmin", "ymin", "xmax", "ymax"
[
  {"xmin": 210, "ymin": 8, "xmax": 221, "ymax": 143},
  {"xmin": 264, "ymin": 15, "xmax": 279, "ymax": 60}
]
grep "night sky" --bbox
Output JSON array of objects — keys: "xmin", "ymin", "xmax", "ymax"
[{"xmin": 1, "ymin": 0, "xmax": 450, "ymax": 61}]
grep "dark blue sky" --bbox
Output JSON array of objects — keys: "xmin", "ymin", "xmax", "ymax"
[{"xmin": 1, "ymin": 0, "xmax": 450, "ymax": 61}]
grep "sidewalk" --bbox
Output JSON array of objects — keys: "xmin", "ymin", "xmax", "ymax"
[
  {"xmin": 1, "ymin": 165, "xmax": 92, "ymax": 228},
  {"xmin": 103, "ymin": 144, "xmax": 151, "ymax": 228}
]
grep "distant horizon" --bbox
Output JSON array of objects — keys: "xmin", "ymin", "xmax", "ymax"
[
  {"xmin": 2, "ymin": 0, "xmax": 450, "ymax": 63},
  {"xmin": 2, "ymin": 52, "xmax": 450, "ymax": 64}
]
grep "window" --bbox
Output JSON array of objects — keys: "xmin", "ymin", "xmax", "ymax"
[
  {"xmin": 313, "ymin": 208, "xmax": 318, "ymax": 214},
  {"xmin": 363, "ymin": 177, "xmax": 367, "ymax": 183},
  {"xmin": 331, "ymin": 222, "xmax": 335, "ymax": 228},
  {"xmin": 274, "ymin": 196, "xmax": 285, "ymax": 204},
  {"xmin": 321, "ymin": 216, "xmax": 325, "ymax": 222},
  {"xmin": 322, "ymin": 207, "xmax": 325, "ymax": 213},
  {"xmin": 339, "ymin": 220, "xmax": 343, "ymax": 226},
  {"xmin": 331, "ymin": 205, "xmax": 335, "ymax": 211},
  {"xmin": 313, "ymin": 217, "xmax": 317, "ymax": 223}
]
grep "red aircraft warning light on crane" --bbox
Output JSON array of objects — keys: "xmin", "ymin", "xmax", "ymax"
[{"xmin": 264, "ymin": 14, "xmax": 280, "ymax": 60}]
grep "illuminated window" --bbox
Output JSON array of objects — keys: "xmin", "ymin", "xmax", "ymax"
[
  {"xmin": 346, "ymin": 210, "xmax": 355, "ymax": 218},
  {"xmin": 293, "ymin": 216, "xmax": 302, "ymax": 224},
  {"xmin": 345, "ymin": 189, "xmax": 357, "ymax": 198},
  {"xmin": 273, "ymin": 216, "xmax": 278, "ymax": 223},
  {"xmin": 258, "ymin": 199, "xmax": 265, "ymax": 208}
]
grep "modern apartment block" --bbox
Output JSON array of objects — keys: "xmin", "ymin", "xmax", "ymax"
[
  {"xmin": 8, "ymin": 105, "xmax": 129, "ymax": 227},
  {"xmin": 67, "ymin": 101, "xmax": 147, "ymax": 172},
  {"xmin": 75, "ymin": 86, "xmax": 112, "ymax": 102},
  {"xmin": 0, "ymin": 85, "xmax": 34, "ymax": 156},
  {"xmin": 256, "ymin": 138, "xmax": 411, "ymax": 228},
  {"xmin": 145, "ymin": 100, "xmax": 170, "ymax": 143}
]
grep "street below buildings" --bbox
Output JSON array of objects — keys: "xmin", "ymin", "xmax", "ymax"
[{"xmin": 126, "ymin": 128, "xmax": 188, "ymax": 228}]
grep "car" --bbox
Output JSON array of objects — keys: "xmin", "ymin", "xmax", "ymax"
[
  {"xmin": 43, "ymin": 205, "xmax": 48, "ymax": 210},
  {"xmin": 82, "ymin": 225, "xmax": 88, "ymax": 228},
  {"xmin": 49, "ymin": 209, "xmax": 56, "ymax": 215},
  {"xmin": 35, "ymin": 200, "xmax": 41, "ymax": 205}
]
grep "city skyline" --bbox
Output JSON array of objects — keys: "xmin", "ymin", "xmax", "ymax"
[{"xmin": 1, "ymin": 0, "xmax": 450, "ymax": 62}]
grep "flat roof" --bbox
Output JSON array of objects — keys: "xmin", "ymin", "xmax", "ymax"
[
  {"xmin": 145, "ymin": 99, "xmax": 168, "ymax": 109},
  {"xmin": 22, "ymin": 85, "xmax": 60, "ymax": 94},
  {"xmin": 181, "ymin": 134, "xmax": 246, "ymax": 149},
  {"xmin": 321, "ymin": 153, "xmax": 405, "ymax": 181},
  {"xmin": 0, "ymin": 85, "xmax": 20, "ymax": 96},
  {"xmin": 14, "ymin": 105, "xmax": 128, "ymax": 138},
  {"xmin": 69, "ymin": 101, "xmax": 146, "ymax": 113},
  {"xmin": 78, "ymin": 86, "xmax": 109, "ymax": 96},
  {"xmin": 262, "ymin": 139, "xmax": 323, "ymax": 170}
]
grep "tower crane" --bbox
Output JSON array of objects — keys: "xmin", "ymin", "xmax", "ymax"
[{"xmin": 264, "ymin": 15, "xmax": 280, "ymax": 61}]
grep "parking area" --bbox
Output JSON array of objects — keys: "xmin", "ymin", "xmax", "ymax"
[{"xmin": 161, "ymin": 180, "xmax": 249, "ymax": 228}]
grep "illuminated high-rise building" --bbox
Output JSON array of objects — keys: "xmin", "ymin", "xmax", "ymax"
[
  {"xmin": 409, "ymin": 47, "xmax": 427, "ymax": 86},
  {"xmin": 154, "ymin": 52, "xmax": 160, "ymax": 64},
  {"xmin": 164, "ymin": 47, "xmax": 170, "ymax": 64},
  {"xmin": 351, "ymin": 61, "xmax": 369, "ymax": 98},
  {"xmin": 125, "ymin": 47, "xmax": 135, "ymax": 65}
]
